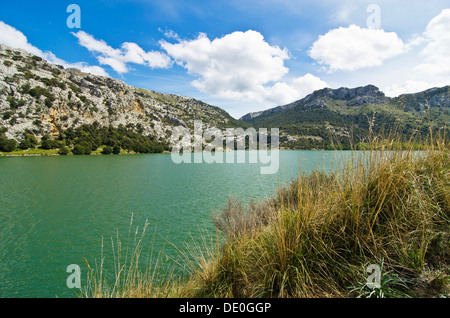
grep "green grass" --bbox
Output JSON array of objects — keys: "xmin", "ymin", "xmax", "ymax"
[
  {"xmin": 0, "ymin": 148, "xmax": 59, "ymax": 156},
  {"xmin": 181, "ymin": 135, "xmax": 449, "ymax": 298},
  {"xmin": 80, "ymin": 215, "xmax": 188, "ymax": 298},
  {"xmin": 0, "ymin": 146, "xmax": 138, "ymax": 156},
  {"xmin": 83, "ymin": 134, "xmax": 450, "ymax": 298}
]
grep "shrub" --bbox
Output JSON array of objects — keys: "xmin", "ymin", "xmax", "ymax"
[
  {"xmin": 2, "ymin": 111, "xmax": 13, "ymax": 120},
  {"xmin": 7, "ymin": 96, "xmax": 26, "ymax": 109},
  {"xmin": 12, "ymin": 54, "xmax": 22, "ymax": 61},
  {"xmin": 22, "ymin": 71, "xmax": 35, "ymax": 80},
  {"xmin": 190, "ymin": 139, "xmax": 450, "ymax": 298},
  {"xmin": 40, "ymin": 138, "xmax": 62, "ymax": 150},
  {"xmin": 113, "ymin": 145, "xmax": 121, "ymax": 154},
  {"xmin": 44, "ymin": 98, "xmax": 53, "ymax": 108},
  {"xmin": 3, "ymin": 60, "xmax": 13, "ymax": 67},
  {"xmin": 58, "ymin": 147, "xmax": 70, "ymax": 155},
  {"xmin": 21, "ymin": 83, "xmax": 31, "ymax": 94},
  {"xmin": 28, "ymin": 86, "xmax": 55, "ymax": 102},
  {"xmin": 101, "ymin": 146, "xmax": 113, "ymax": 155},
  {"xmin": 19, "ymin": 140, "xmax": 31, "ymax": 150},
  {"xmin": 72, "ymin": 144, "xmax": 91, "ymax": 155},
  {"xmin": 41, "ymin": 77, "xmax": 66, "ymax": 90},
  {"xmin": 31, "ymin": 55, "xmax": 43, "ymax": 62},
  {"xmin": 51, "ymin": 69, "xmax": 61, "ymax": 76},
  {"xmin": 19, "ymin": 134, "xmax": 38, "ymax": 150},
  {"xmin": 69, "ymin": 83, "xmax": 81, "ymax": 94},
  {"xmin": 0, "ymin": 135, "xmax": 17, "ymax": 152},
  {"xmin": 40, "ymin": 139, "xmax": 54, "ymax": 150},
  {"xmin": 72, "ymin": 145, "xmax": 84, "ymax": 155}
]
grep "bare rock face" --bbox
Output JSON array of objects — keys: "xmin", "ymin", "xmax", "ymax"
[
  {"xmin": 0, "ymin": 44, "xmax": 239, "ymax": 143},
  {"xmin": 308, "ymin": 85, "xmax": 388, "ymax": 103}
]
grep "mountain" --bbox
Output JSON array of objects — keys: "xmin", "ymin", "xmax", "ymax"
[
  {"xmin": 240, "ymin": 85, "xmax": 389, "ymax": 121},
  {"xmin": 1, "ymin": 43, "xmax": 449, "ymax": 153},
  {"xmin": 0, "ymin": 44, "xmax": 244, "ymax": 147},
  {"xmin": 241, "ymin": 84, "xmax": 450, "ymax": 149}
]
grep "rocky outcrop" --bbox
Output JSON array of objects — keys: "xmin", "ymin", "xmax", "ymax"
[{"xmin": 306, "ymin": 85, "xmax": 388, "ymax": 103}]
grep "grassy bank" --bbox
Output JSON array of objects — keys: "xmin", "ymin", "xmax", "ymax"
[
  {"xmin": 0, "ymin": 146, "xmax": 139, "ymax": 156},
  {"xmin": 83, "ymin": 137, "xmax": 449, "ymax": 298},
  {"xmin": 0, "ymin": 148, "xmax": 60, "ymax": 156}
]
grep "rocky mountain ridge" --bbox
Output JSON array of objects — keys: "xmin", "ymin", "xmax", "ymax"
[
  {"xmin": 241, "ymin": 83, "xmax": 449, "ymax": 149},
  {"xmin": 241, "ymin": 84, "xmax": 448, "ymax": 121},
  {"xmin": 0, "ymin": 44, "xmax": 242, "ymax": 144}
]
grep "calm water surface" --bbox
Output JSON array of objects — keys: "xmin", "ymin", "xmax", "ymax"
[{"xmin": 0, "ymin": 150, "xmax": 355, "ymax": 297}]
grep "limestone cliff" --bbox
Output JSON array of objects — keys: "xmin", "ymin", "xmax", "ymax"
[{"xmin": 0, "ymin": 44, "xmax": 242, "ymax": 144}]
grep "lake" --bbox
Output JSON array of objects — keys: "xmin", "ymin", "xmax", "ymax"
[{"xmin": 0, "ymin": 150, "xmax": 355, "ymax": 297}]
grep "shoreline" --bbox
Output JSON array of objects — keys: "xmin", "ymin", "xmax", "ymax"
[
  {"xmin": 0, "ymin": 148, "xmax": 344, "ymax": 157},
  {"xmin": 1, "ymin": 144, "xmax": 431, "ymax": 157},
  {"xmin": 0, "ymin": 151, "xmax": 156, "ymax": 157}
]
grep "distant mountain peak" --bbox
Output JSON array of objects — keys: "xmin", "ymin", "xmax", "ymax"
[
  {"xmin": 306, "ymin": 84, "xmax": 384, "ymax": 100},
  {"xmin": 240, "ymin": 84, "xmax": 389, "ymax": 121},
  {"xmin": 239, "ymin": 83, "xmax": 449, "ymax": 150}
]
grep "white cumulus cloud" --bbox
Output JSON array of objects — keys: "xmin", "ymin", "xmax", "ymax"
[
  {"xmin": 161, "ymin": 31, "xmax": 289, "ymax": 99},
  {"xmin": 72, "ymin": 31, "xmax": 172, "ymax": 74},
  {"xmin": 160, "ymin": 30, "xmax": 327, "ymax": 105},
  {"xmin": 0, "ymin": 21, "xmax": 43, "ymax": 57},
  {"xmin": 414, "ymin": 8, "xmax": 450, "ymax": 79},
  {"xmin": 384, "ymin": 9, "xmax": 450, "ymax": 96},
  {"xmin": 262, "ymin": 74, "xmax": 329, "ymax": 105},
  {"xmin": 384, "ymin": 80, "xmax": 445, "ymax": 97},
  {"xmin": 309, "ymin": 24, "xmax": 408, "ymax": 72},
  {"xmin": 0, "ymin": 21, "xmax": 109, "ymax": 77}
]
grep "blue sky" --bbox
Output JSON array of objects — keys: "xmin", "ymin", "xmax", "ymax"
[{"xmin": 0, "ymin": 0, "xmax": 449, "ymax": 118}]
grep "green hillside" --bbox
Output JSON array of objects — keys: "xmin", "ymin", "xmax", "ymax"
[{"xmin": 242, "ymin": 85, "xmax": 450, "ymax": 149}]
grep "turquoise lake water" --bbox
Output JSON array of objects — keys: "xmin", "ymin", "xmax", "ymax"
[{"xmin": 0, "ymin": 150, "xmax": 355, "ymax": 297}]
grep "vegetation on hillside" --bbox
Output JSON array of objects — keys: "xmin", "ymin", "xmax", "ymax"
[
  {"xmin": 244, "ymin": 86, "xmax": 450, "ymax": 150},
  {"xmin": 1, "ymin": 44, "xmax": 245, "ymax": 146},
  {"xmin": 0, "ymin": 122, "xmax": 169, "ymax": 155}
]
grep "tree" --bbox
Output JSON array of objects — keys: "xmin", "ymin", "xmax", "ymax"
[
  {"xmin": 41, "ymin": 139, "xmax": 56, "ymax": 150},
  {"xmin": 101, "ymin": 146, "xmax": 113, "ymax": 155},
  {"xmin": 58, "ymin": 147, "xmax": 70, "ymax": 155},
  {"xmin": 72, "ymin": 144, "xmax": 90, "ymax": 155},
  {"xmin": 19, "ymin": 134, "xmax": 38, "ymax": 150},
  {"xmin": 112, "ymin": 145, "xmax": 121, "ymax": 154},
  {"xmin": 19, "ymin": 139, "xmax": 32, "ymax": 150},
  {"xmin": 0, "ymin": 135, "xmax": 17, "ymax": 152}
]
